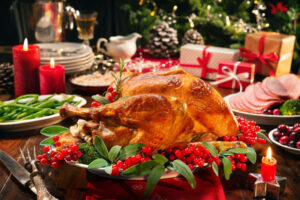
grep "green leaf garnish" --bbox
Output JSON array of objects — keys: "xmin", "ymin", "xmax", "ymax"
[
  {"xmin": 92, "ymin": 95, "xmax": 110, "ymax": 105},
  {"xmin": 228, "ymin": 148, "xmax": 250, "ymax": 154},
  {"xmin": 171, "ymin": 160, "xmax": 196, "ymax": 189},
  {"xmin": 222, "ymin": 157, "xmax": 232, "ymax": 180},
  {"xmin": 220, "ymin": 151, "xmax": 234, "ymax": 156},
  {"xmin": 144, "ymin": 165, "xmax": 165, "ymax": 198},
  {"xmin": 104, "ymin": 165, "xmax": 112, "ymax": 175},
  {"xmin": 40, "ymin": 137, "xmax": 55, "ymax": 146},
  {"xmin": 119, "ymin": 143, "xmax": 146, "ymax": 160},
  {"xmin": 202, "ymin": 142, "xmax": 218, "ymax": 156},
  {"xmin": 122, "ymin": 160, "xmax": 159, "ymax": 176},
  {"xmin": 108, "ymin": 145, "xmax": 121, "ymax": 163},
  {"xmin": 152, "ymin": 154, "xmax": 168, "ymax": 165},
  {"xmin": 40, "ymin": 126, "xmax": 68, "ymax": 136},
  {"xmin": 212, "ymin": 161, "xmax": 219, "ymax": 176},
  {"xmin": 88, "ymin": 158, "xmax": 109, "ymax": 169},
  {"xmin": 246, "ymin": 147, "xmax": 257, "ymax": 164},
  {"xmin": 94, "ymin": 136, "xmax": 109, "ymax": 160}
]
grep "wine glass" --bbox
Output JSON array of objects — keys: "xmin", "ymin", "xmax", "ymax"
[{"xmin": 74, "ymin": 10, "xmax": 98, "ymax": 46}]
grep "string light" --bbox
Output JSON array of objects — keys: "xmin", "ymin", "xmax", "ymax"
[
  {"xmin": 207, "ymin": 5, "xmax": 211, "ymax": 16},
  {"xmin": 139, "ymin": 0, "xmax": 144, "ymax": 6},
  {"xmin": 172, "ymin": 5, "xmax": 178, "ymax": 17}
]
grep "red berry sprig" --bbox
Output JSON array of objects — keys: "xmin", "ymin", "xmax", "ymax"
[
  {"xmin": 106, "ymin": 86, "xmax": 118, "ymax": 103},
  {"xmin": 227, "ymin": 153, "xmax": 248, "ymax": 172}
]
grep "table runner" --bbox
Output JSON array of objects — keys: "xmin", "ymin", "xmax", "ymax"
[{"xmin": 86, "ymin": 168, "xmax": 225, "ymax": 200}]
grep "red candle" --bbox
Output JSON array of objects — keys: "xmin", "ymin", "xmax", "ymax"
[
  {"xmin": 39, "ymin": 58, "xmax": 65, "ymax": 95},
  {"xmin": 13, "ymin": 38, "xmax": 40, "ymax": 97},
  {"xmin": 261, "ymin": 147, "xmax": 277, "ymax": 182}
]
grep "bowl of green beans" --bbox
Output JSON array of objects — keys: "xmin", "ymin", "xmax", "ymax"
[{"xmin": 0, "ymin": 94, "xmax": 86, "ymax": 132}]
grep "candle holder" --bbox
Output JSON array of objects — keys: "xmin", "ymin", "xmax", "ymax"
[{"xmin": 248, "ymin": 173, "xmax": 287, "ymax": 200}]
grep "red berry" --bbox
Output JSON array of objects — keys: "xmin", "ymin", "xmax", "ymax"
[
  {"xmin": 55, "ymin": 141, "xmax": 61, "ymax": 147},
  {"xmin": 51, "ymin": 162, "xmax": 59, "ymax": 169},
  {"xmin": 273, "ymin": 109, "xmax": 280, "ymax": 115},
  {"xmin": 51, "ymin": 156, "xmax": 58, "ymax": 162},
  {"xmin": 56, "ymin": 153, "xmax": 64, "ymax": 160},
  {"xmin": 111, "ymin": 90, "xmax": 117, "ymax": 97},
  {"xmin": 230, "ymin": 136, "xmax": 237, "ymax": 141},
  {"xmin": 43, "ymin": 146, "xmax": 50, "ymax": 152},
  {"xmin": 257, "ymin": 137, "xmax": 266, "ymax": 144},
  {"xmin": 296, "ymin": 141, "xmax": 300, "ymax": 149},
  {"xmin": 112, "ymin": 166, "xmax": 120, "ymax": 176},
  {"xmin": 294, "ymin": 127, "xmax": 300, "ymax": 133},
  {"xmin": 232, "ymin": 164, "xmax": 236, "ymax": 171},
  {"xmin": 65, "ymin": 155, "xmax": 72, "ymax": 161},
  {"xmin": 166, "ymin": 148, "xmax": 172, "ymax": 154},
  {"xmin": 40, "ymin": 158, "xmax": 47, "ymax": 165},
  {"xmin": 125, "ymin": 158, "xmax": 131, "ymax": 165},
  {"xmin": 72, "ymin": 154, "xmax": 78, "ymax": 161},
  {"xmin": 236, "ymin": 162, "xmax": 242, "ymax": 169},
  {"xmin": 240, "ymin": 156, "xmax": 248, "ymax": 163},
  {"xmin": 277, "ymin": 124, "xmax": 290, "ymax": 135},
  {"xmin": 71, "ymin": 144, "xmax": 79, "ymax": 152},
  {"xmin": 116, "ymin": 161, "xmax": 124, "ymax": 168},
  {"xmin": 37, "ymin": 155, "xmax": 43, "ymax": 161},
  {"xmin": 91, "ymin": 101, "xmax": 101, "ymax": 107},
  {"xmin": 42, "ymin": 153, "xmax": 48, "ymax": 159},
  {"xmin": 241, "ymin": 163, "xmax": 247, "ymax": 172},
  {"xmin": 130, "ymin": 156, "xmax": 138, "ymax": 164},
  {"xmin": 49, "ymin": 151, "xmax": 56, "ymax": 157},
  {"xmin": 279, "ymin": 136, "xmax": 290, "ymax": 145},
  {"xmin": 235, "ymin": 154, "xmax": 241, "ymax": 159},
  {"xmin": 107, "ymin": 87, "xmax": 113, "ymax": 93},
  {"xmin": 188, "ymin": 164, "xmax": 194, "ymax": 170},
  {"xmin": 293, "ymin": 123, "xmax": 300, "ymax": 130},
  {"xmin": 52, "ymin": 135, "xmax": 60, "ymax": 142},
  {"xmin": 107, "ymin": 95, "xmax": 114, "ymax": 102},
  {"xmin": 77, "ymin": 151, "xmax": 82, "ymax": 158},
  {"xmin": 272, "ymin": 130, "xmax": 282, "ymax": 141},
  {"xmin": 61, "ymin": 149, "xmax": 68, "ymax": 156},
  {"xmin": 169, "ymin": 154, "xmax": 175, "ymax": 161},
  {"xmin": 136, "ymin": 154, "xmax": 142, "ymax": 161},
  {"xmin": 175, "ymin": 150, "xmax": 182, "ymax": 158},
  {"xmin": 223, "ymin": 136, "xmax": 229, "ymax": 141}
]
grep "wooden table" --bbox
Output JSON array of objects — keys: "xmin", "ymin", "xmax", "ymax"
[{"xmin": 0, "ymin": 86, "xmax": 299, "ymax": 200}]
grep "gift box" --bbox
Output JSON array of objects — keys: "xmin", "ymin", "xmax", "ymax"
[
  {"xmin": 213, "ymin": 61, "xmax": 255, "ymax": 90},
  {"xmin": 180, "ymin": 44, "xmax": 239, "ymax": 80},
  {"xmin": 240, "ymin": 31, "xmax": 295, "ymax": 77}
]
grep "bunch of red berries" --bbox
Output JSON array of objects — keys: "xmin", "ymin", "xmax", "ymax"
[
  {"xmin": 91, "ymin": 86, "xmax": 119, "ymax": 107},
  {"xmin": 235, "ymin": 116, "xmax": 266, "ymax": 146},
  {"xmin": 37, "ymin": 140, "xmax": 82, "ymax": 169},
  {"xmin": 164, "ymin": 144, "xmax": 216, "ymax": 170},
  {"xmin": 111, "ymin": 146, "xmax": 153, "ymax": 176},
  {"xmin": 226, "ymin": 153, "xmax": 248, "ymax": 172}
]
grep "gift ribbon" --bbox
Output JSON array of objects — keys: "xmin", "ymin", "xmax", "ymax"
[
  {"xmin": 211, "ymin": 62, "xmax": 249, "ymax": 92},
  {"xmin": 239, "ymin": 34, "xmax": 279, "ymax": 76},
  {"xmin": 180, "ymin": 45, "xmax": 215, "ymax": 78}
]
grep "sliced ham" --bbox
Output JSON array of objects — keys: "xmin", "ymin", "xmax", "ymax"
[
  {"xmin": 253, "ymin": 83, "xmax": 282, "ymax": 101},
  {"xmin": 262, "ymin": 77, "xmax": 289, "ymax": 97},
  {"xmin": 278, "ymin": 74, "xmax": 300, "ymax": 100}
]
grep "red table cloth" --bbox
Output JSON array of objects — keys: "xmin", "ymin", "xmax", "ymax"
[{"xmin": 86, "ymin": 168, "xmax": 225, "ymax": 200}]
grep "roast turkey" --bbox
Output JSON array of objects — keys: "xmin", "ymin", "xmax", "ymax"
[{"xmin": 60, "ymin": 69, "xmax": 238, "ymax": 150}]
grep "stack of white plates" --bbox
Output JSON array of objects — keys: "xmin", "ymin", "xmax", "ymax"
[{"xmin": 37, "ymin": 43, "xmax": 94, "ymax": 74}]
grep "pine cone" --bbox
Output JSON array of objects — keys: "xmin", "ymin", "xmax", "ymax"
[
  {"xmin": 0, "ymin": 63, "xmax": 14, "ymax": 93},
  {"xmin": 148, "ymin": 22, "xmax": 179, "ymax": 58},
  {"xmin": 182, "ymin": 29, "xmax": 204, "ymax": 46}
]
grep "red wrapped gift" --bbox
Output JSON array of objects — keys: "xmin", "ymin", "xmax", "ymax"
[
  {"xmin": 86, "ymin": 168, "xmax": 225, "ymax": 200},
  {"xmin": 213, "ymin": 61, "xmax": 255, "ymax": 91}
]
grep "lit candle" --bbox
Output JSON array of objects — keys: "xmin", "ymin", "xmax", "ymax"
[
  {"xmin": 261, "ymin": 147, "xmax": 277, "ymax": 182},
  {"xmin": 39, "ymin": 58, "xmax": 65, "ymax": 95},
  {"xmin": 13, "ymin": 38, "xmax": 40, "ymax": 97}
]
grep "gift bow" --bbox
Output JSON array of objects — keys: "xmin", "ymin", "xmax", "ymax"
[
  {"xmin": 197, "ymin": 45, "xmax": 211, "ymax": 78},
  {"xmin": 239, "ymin": 34, "xmax": 279, "ymax": 76},
  {"xmin": 211, "ymin": 62, "xmax": 249, "ymax": 92}
]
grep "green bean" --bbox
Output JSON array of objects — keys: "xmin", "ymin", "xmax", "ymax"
[
  {"xmin": 0, "ymin": 104, "xmax": 57, "ymax": 112},
  {"xmin": 20, "ymin": 109, "xmax": 55, "ymax": 120},
  {"xmin": 31, "ymin": 94, "xmax": 56, "ymax": 107},
  {"xmin": 36, "ymin": 99, "xmax": 58, "ymax": 109},
  {"xmin": 14, "ymin": 94, "xmax": 39, "ymax": 105}
]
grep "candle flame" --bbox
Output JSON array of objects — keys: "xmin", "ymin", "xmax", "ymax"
[
  {"xmin": 50, "ymin": 58, "xmax": 55, "ymax": 69},
  {"xmin": 23, "ymin": 38, "xmax": 28, "ymax": 51},
  {"xmin": 267, "ymin": 147, "xmax": 272, "ymax": 159}
]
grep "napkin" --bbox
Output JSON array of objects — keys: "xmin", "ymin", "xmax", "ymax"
[{"xmin": 86, "ymin": 168, "xmax": 225, "ymax": 200}]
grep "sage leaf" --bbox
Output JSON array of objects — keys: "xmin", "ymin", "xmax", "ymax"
[
  {"xmin": 222, "ymin": 157, "xmax": 232, "ymax": 180},
  {"xmin": 172, "ymin": 160, "xmax": 196, "ymax": 189},
  {"xmin": 88, "ymin": 158, "xmax": 109, "ymax": 169},
  {"xmin": 257, "ymin": 131, "xmax": 272, "ymax": 144},
  {"xmin": 119, "ymin": 143, "xmax": 145, "ymax": 160},
  {"xmin": 212, "ymin": 161, "xmax": 219, "ymax": 176},
  {"xmin": 246, "ymin": 147, "xmax": 257, "ymax": 164},
  {"xmin": 92, "ymin": 95, "xmax": 110, "ymax": 105},
  {"xmin": 94, "ymin": 136, "xmax": 109, "ymax": 160},
  {"xmin": 228, "ymin": 148, "xmax": 250, "ymax": 154},
  {"xmin": 220, "ymin": 151, "xmax": 234, "ymax": 156},
  {"xmin": 144, "ymin": 165, "xmax": 165, "ymax": 198},
  {"xmin": 40, "ymin": 126, "xmax": 68, "ymax": 136},
  {"xmin": 108, "ymin": 145, "xmax": 121, "ymax": 163},
  {"xmin": 122, "ymin": 160, "xmax": 159, "ymax": 176},
  {"xmin": 152, "ymin": 154, "xmax": 168, "ymax": 165},
  {"xmin": 104, "ymin": 165, "xmax": 112, "ymax": 175},
  {"xmin": 202, "ymin": 142, "xmax": 218, "ymax": 156},
  {"xmin": 40, "ymin": 137, "xmax": 55, "ymax": 146}
]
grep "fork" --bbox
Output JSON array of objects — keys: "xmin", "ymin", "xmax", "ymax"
[{"xmin": 20, "ymin": 147, "xmax": 58, "ymax": 200}]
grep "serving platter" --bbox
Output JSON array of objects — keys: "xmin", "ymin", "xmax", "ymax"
[
  {"xmin": 0, "ymin": 94, "xmax": 86, "ymax": 132},
  {"xmin": 224, "ymin": 93, "xmax": 300, "ymax": 125},
  {"xmin": 68, "ymin": 162, "xmax": 209, "ymax": 180},
  {"xmin": 268, "ymin": 128, "xmax": 300, "ymax": 155}
]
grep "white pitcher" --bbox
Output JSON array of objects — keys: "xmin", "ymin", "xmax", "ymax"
[{"xmin": 97, "ymin": 33, "xmax": 141, "ymax": 61}]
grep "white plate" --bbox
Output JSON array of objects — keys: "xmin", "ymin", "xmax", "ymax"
[
  {"xmin": 268, "ymin": 128, "xmax": 300, "ymax": 155},
  {"xmin": 0, "ymin": 95, "xmax": 86, "ymax": 132},
  {"xmin": 224, "ymin": 93, "xmax": 300, "ymax": 125},
  {"xmin": 37, "ymin": 43, "xmax": 93, "ymax": 61},
  {"xmin": 68, "ymin": 162, "xmax": 208, "ymax": 180},
  {"xmin": 40, "ymin": 53, "xmax": 94, "ymax": 65},
  {"xmin": 41, "ymin": 57, "xmax": 94, "ymax": 69}
]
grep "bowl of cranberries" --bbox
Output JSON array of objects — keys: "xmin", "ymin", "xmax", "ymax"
[{"xmin": 268, "ymin": 123, "xmax": 300, "ymax": 155}]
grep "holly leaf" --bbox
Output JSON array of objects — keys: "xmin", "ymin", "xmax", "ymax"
[
  {"xmin": 88, "ymin": 158, "xmax": 109, "ymax": 169},
  {"xmin": 92, "ymin": 95, "xmax": 110, "ymax": 105},
  {"xmin": 108, "ymin": 145, "xmax": 122, "ymax": 163},
  {"xmin": 257, "ymin": 131, "xmax": 272, "ymax": 144},
  {"xmin": 246, "ymin": 147, "xmax": 257, "ymax": 164},
  {"xmin": 122, "ymin": 160, "xmax": 159, "ymax": 176},
  {"xmin": 94, "ymin": 136, "xmax": 109, "ymax": 160},
  {"xmin": 228, "ymin": 148, "xmax": 250, "ymax": 154},
  {"xmin": 202, "ymin": 142, "xmax": 218, "ymax": 156},
  {"xmin": 40, "ymin": 137, "xmax": 55, "ymax": 146},
  {"xmin": 152, "ymin": 154, "xmax": 168, "ymax": 165},
  {"xmin": 212, "ymin": 161, "xmax": 219, "ymax": 176},
  {"xmin": 222, "ymin": 157, "xmax": 232, "ymax": 180},
  {"xmin": 171, "ymin": 160, "xmax": 196, "ymax": 189},
  {"xmin": 119, "ymin": 143, "xmax": 145, "ymax": 160},
  {"xmin": 144, "ymin": 165, "xmax": 165, "ymax": 198},
  {"xmin": 40, "ymin": 126, "xmax": 68, "ymax": 136}
]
